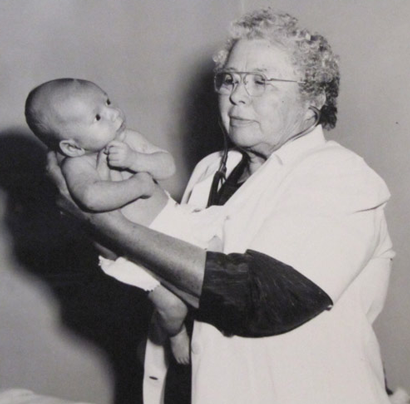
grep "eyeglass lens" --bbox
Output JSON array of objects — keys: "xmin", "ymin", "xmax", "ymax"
[{"xmin": 215, "ymin": 72, "xmax": 267, "ymax": 96}]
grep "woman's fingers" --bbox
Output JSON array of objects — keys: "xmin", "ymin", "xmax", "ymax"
[
  {"xmin": 46, "ymin": 151, "xmax": 69, "ymax": 196},
  {"xmin": 46, "ymin": 151, "xmax": 85, "ymax": 219}
]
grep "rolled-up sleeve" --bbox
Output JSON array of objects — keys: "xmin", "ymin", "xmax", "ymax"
[{"xmin": 196, "ymin": 249, "xmax": 333, "ymax": 337}]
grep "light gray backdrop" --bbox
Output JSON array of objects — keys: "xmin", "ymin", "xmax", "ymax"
[{"xmin": 0, "ymin": 1, "xmax": 409, "ymax": 403}]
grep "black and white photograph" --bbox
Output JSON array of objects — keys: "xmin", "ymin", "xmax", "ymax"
[{"xmin": 0, "ymin": 1, "xmax": 409, "ymax": 403}]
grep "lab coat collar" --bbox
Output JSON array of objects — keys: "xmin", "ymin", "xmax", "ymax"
[{"xmin": 273, "ymin": 125, "xmax": 326, "ymax": 165}]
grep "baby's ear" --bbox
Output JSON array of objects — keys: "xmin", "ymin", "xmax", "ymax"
[{"xmin": 59, "ymin": 139, "xmax": 85, "ymax": 157}]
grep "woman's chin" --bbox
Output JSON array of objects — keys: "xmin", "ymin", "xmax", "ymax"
[{"xmin": 228, "ymin": 131, "xmax": 258, "ymax": 150}]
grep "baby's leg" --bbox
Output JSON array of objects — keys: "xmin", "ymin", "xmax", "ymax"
[{"xmin": 148, "ymin": 285, "xmax": 190, "ymax": 365}]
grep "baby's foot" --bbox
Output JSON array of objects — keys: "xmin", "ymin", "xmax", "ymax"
[{"xmin": 170, "ymin": 326, "xmax": 190, "ymax": 365}]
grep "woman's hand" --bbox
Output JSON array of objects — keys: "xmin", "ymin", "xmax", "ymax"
[
  {"xmin": 46, "ymin": 151, "xmax": 88, "ymax": 220},
  {"xmin": 47, "ymin": 150, "xmax": 125, "ymax": 229},
  {"xmin": 47, "ymin": 151, "xmax": 205, "ymax": 304}
]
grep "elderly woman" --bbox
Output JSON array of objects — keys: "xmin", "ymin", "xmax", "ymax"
[{"xmin": 48, "ymin": 8, "xmax": 394, "ymax": 404}]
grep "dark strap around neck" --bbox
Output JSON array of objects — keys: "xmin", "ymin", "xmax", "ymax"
[{"xmin": 209, "ymin": 154, "xmax": 249, "ymax": 207}]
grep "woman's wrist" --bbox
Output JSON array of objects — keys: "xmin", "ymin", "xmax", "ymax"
[
  {"xmin": 88, "ymin": 208, "xmax": 126, "ymax": 232},
  {"xmin": 84, "ymin": 203, "xmax": 206, "ymax": 302}
]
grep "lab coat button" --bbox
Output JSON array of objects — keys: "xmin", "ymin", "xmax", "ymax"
[{"xmin": 147, "ymin": 375, "xmax": 161, "ymax": 384}]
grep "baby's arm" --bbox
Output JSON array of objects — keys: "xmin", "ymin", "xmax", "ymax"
[
  {"xmin": 106, "ymin": 129, "xmax": 176, "ymax": 180},
  {"xmin": 61, "ymin": 154, "xmax": 156, "ymax": 212}
]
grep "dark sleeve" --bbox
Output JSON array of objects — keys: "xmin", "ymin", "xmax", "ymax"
[{"xmin": 195, "ymin": 249, "xmax": 333, "ymax": 338}]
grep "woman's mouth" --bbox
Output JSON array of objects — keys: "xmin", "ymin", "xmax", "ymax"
[{"xmin": 229, "ymin": 117, "xmax": 255, "ymax": 127}]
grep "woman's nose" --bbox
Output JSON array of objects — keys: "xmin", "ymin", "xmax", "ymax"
[{"xmin": 229, "ymin": 80, "xmax": 250, "ymax": 105}]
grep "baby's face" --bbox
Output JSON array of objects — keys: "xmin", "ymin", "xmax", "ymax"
[{"xmin": 51, "ymin": 82, "xmax": 126, "ymax": 153}]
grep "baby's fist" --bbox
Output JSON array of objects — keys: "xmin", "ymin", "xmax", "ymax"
[{"xmin": 106, "ymin": 141, "xmax": 133, "ymax": 169}]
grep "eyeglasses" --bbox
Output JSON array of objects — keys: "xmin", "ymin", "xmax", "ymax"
[{"xmin": 214, "ymin": 71, "xmax": 305, "ymax": 97}]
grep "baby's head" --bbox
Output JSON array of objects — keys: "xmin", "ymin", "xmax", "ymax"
[{"xmin": 25, "ymin": 78, "xmax": 126, "ymax": 157}]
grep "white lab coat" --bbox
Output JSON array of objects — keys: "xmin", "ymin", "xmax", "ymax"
[{"xmin": 144, "ymin": 126, "xmax": 394, "ymax": 404}]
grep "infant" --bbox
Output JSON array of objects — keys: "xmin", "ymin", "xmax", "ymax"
[{"xmin": 25, "ymin": 78, "xmax": 191, "ymax": 364}]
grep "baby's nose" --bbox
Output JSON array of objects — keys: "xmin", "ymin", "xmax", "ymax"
[{"xmin": 108, "ymin": 108, "xmax": 120, "ymax": 121}]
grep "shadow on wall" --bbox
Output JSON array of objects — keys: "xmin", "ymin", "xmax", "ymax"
[
  {"xmin": 0, "ymin": 63, "xmax": 223, "ymax": 404},
  {"xmin": 181, "ymin": 59, "xmax": 226, "ymax": 175},
  {"xmin": 0, "ymin": 129, "xmax": 153, "ymax": 404}
]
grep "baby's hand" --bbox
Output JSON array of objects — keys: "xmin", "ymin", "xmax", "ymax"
[{"xmin": 106, "ymin": 140, "xmax": 134, "ymax": 169}]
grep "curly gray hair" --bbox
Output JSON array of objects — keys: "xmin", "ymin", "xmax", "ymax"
[{"xmin": 214, "ymin": 8, "xmax": 340, "ymax": 130}]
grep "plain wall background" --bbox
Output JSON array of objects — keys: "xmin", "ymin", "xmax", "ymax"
[{"xmin": 0, "ymin": 1, "xmax": 409, "ymax": 403}]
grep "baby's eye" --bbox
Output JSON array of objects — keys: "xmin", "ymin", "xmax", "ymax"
[
  {"xmin": 95, "ymin": 114, "xmax": 101, "ymax": 121},
  {"xmin": 106, "ymin": 99, "xmax": 111, "ymax": 106}
]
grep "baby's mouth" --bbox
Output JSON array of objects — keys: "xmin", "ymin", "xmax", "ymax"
[{"xmin": 116, "ymin": 120, "xmax": 126, "ymax": 139}]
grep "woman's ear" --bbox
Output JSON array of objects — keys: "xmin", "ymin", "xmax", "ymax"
[
  {"xmin": 304, "ymin": 93, "xmax": 326, "ymax": 122},
  {"xmin": 59, "ymin": 139, "xmax": 85, "ymax": 157},
  {"xmin": 313, "ymin": 93, "xmax": 326, "ymax": 110}
]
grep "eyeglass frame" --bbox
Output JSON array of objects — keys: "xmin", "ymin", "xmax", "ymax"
[{"xmin": 214, "ymin": 71, "xmax": 306, "ymax": 97}]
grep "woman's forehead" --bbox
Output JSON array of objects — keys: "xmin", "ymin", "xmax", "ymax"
[{"xmin": 225, "ymin": 39, "xmax": 297, "ymax": 79}]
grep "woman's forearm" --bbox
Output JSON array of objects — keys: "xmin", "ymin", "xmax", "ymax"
[
  {"xmin": 89, "ymin": 210, "xmax": 206, "ymax": 305},
  {"xmin": 47, "ymin": 151, "xmax": 204, "ymax": 306}
]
